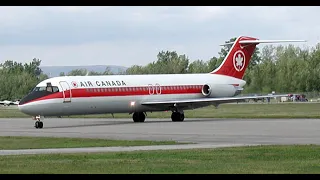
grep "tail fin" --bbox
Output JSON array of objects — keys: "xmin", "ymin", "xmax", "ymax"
[{"xmin": 210, "ymin": 36, "xmax": 306, "ymax": 79}]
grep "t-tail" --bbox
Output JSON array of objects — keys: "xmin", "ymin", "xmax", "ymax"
[{"xmin": 210, "ymin": 36, "xmax": 306, "ymax": 79}]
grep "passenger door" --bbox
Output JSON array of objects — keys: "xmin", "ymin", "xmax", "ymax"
[{"xmin": 59, "ymin": 81, "xmax": 72, "ymax": 103}]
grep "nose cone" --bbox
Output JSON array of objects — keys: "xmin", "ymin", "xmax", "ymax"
[
  {"xmin": 18, "ymin": 103, "xmax": 37, "ymax": 116},
  {"xmin": 18, "ymin": 103, "xmax": 27, "ymax": 114},
  {"xmin": 19, "ymin": 97, "xmax": 28, "ymax": 106},
  {"xmin": 18, "ymin": 97, "xmax": 33, "ymax": 115},
  {"xmin": 18, "ymin": 97, "xmax": 26, "ymax": 112}
]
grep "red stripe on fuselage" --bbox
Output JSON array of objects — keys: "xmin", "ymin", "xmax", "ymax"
[{"xmin": 23, "ymin": 85, "xmax": 204, "ymax": 105}]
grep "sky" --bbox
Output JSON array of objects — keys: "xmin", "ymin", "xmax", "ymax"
[{"xmin": 0, "ymin": 6, "xmax": 319, "ymax": 68}]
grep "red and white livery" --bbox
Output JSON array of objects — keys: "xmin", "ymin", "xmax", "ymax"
[{"xmin": 18, "ymin": 36, "xmax": 306, "ymax": 129}]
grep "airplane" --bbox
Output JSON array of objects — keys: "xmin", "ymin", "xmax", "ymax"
[
  {"xmin": 18, "ymin": 36, "xmax": 306, "ymax": 129},
  {"xmin": 0, "ymin": 100, "xmax": 19, "ymax": 106}
]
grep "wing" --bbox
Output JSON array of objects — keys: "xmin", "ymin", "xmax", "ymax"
[
  {"xmin": 12, "ymin": 101, "xmax": 19, "ymax": 105},
  {"xmin": 141, "ymin": 94, "xmax": 288, "ymax": 109},
  {"xmin": 0, "ymin": 101, "xmax": 15, "ymax": 105}
]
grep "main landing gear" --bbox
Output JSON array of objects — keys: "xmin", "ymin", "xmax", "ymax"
[
  {"xmin": 171, "ymin": 111, "xmax": 184, "ymax": 122},
  {"xmin": 132, "ymin": 111, "xmax": 185, "ymax": 122},
  {"xmin": 132, "ymin": 112, "xmax": 146, "ymax": 122},
  {"xmin": 33, "ymin": 115, "xmax": 43, "ymax": 129},
  {"xmin": 171, "ymin": 104, "xmax": 185, "ymax": 122}
]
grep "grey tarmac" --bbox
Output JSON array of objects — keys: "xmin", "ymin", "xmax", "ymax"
[{"xmin": 0, "ymin": 117, "xmax": 319, "ymax": 155}]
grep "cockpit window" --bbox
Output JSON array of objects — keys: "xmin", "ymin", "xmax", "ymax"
[
  {"xmin": 33, "ymin": 86, "xmax": 59, "ymax": 93},
  {"xmin": 33, "ymin": 86, "xmax": 46, "ymax": 92}
]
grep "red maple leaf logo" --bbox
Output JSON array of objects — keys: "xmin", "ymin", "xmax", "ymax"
[{"xmin": 71, "ymin": 81, "xmax": 78, "ymax": 88}]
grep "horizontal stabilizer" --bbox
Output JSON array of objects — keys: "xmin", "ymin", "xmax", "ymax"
[
  {"xmin": 220, "ymin": 39, "xmax": 306, "ymax": 46},
  {"xmin": 239, "ymin": 39, "xmax": 307, "ymax": 44}
]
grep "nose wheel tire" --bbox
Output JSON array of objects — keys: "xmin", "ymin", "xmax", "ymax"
[{"xmin": 35, "ymin": 121, "xmax": 43, "ymax": 129}]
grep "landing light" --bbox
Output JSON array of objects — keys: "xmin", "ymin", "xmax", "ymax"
[{"xmin": 130, "ymin": 101, "xmax": 135, "ymax": 106}]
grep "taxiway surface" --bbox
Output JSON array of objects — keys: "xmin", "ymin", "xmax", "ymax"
[{"xmin": 0, "ymin": 118, "xmax": 319, "ymax": 145}]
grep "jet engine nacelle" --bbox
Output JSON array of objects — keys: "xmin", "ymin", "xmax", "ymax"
[{"xmin": 201, "ymin": 84, "xmax": 241, "ymax": 98}]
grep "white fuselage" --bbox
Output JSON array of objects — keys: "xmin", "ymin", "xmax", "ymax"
[{"xmin": 18, "ymin": 73, "xmax": 246, "ymax": 116}]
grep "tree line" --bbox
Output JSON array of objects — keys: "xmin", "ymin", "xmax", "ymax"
[
  {"xmin": 0, "ymin": 58, "xmax": 48, "ymax": 100},
  {"xmin": 1, "ymin": 37, "xmax": 320, "ymax": 100}
]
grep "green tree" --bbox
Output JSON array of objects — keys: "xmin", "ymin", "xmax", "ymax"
[
  {"xmin": 188, "ymin": 60, "xmax": 209, "ymax": 73},
  {"xmin": 0, "ymin": 58, "xmax": 48, "ymax": 100},
  {"xmin": 67, "ymin": 69, "xmax": 88, "ymax": 76}
]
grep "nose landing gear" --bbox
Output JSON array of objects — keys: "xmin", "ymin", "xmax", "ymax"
[{"xmin": 33, "ymin": 115, "xmax": 43, "ymax": 129}]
